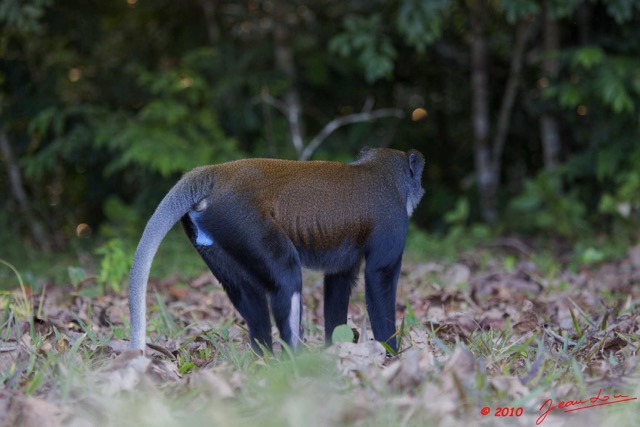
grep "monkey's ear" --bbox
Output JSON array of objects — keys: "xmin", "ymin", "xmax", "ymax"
[{"xmin": 408, "ymin": 150, "xmax": 425, "ymax": 178}]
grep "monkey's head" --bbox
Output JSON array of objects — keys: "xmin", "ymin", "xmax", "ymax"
[{"xmin": 355, "ymin": 146, "xmax": 425, "ymax": 217}]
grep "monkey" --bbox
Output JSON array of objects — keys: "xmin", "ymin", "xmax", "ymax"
[{"xmin": 128, "ymin": 146, "xmax": 425, "ymax": 355}]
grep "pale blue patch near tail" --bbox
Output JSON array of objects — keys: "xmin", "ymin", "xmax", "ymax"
[
  {"xmin": 188, "ymin": 211, "xmax": 214, "ymax": 246},
  {"xmin": 195, "ymin": 228, "xmax": 214, "ymax": 246}
]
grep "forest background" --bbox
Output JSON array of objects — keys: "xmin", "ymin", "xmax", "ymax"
[{"xmin": 1, "ymin": 0, "xmax": 640, "ymax": 279}]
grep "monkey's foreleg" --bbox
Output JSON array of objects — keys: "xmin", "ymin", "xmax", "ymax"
[
  {"xmin": 323, "ymin": 265, "xmax": 359, "ymax": 344},
  {"xmin": 364, "ymin": 258, "xmax": 402, "ymax": 353}
]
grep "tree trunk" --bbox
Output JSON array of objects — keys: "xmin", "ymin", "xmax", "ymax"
[
  {"xmin": 493, "ymin": 18, "xmax": 536, "ymax": 179},
  {"xmin": 268, "ymin": 2, "xmax": 403, "ymax": 161},
  {"xmin": 199, "ymin": 0, "xmax": 219, "ymax": 45},
  {"xmin": 540, "ymin": 0, "xmax": 561, "ymax": 172},
  {"xmin": 470, "ymin": 0, "xmax": 497, "ymax": 224},
  {"xmin": 272, "ymin": 0, "xmax": 305, "ymax": 158},
  {"xmin": 470, "ymin": 0, "xmax": 534, "ymax": 224},
  {"xmin": 0, "ymin": 131, "xmax": 51, "ymax": 252},
  {"xmin": 577, "ymin": 2, "xmax": 591, "ymax": 46}
]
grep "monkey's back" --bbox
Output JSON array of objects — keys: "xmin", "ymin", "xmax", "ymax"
[{"xmin": 210, "ymin": 158, "xmax": 404, "ymax": 256}]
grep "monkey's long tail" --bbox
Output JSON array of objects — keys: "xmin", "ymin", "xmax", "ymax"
[{"xmin": 128, "ymin": 167, "xmax": 215, "ymax": 351}]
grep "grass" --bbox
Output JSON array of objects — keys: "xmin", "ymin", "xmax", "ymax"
[
  {"xmin": 2, "ymin": 231, "xmax": 640, "ymax": 426},
  {"xmin": 2, "ymin": 304, "xmax": 639, "ymax": 426}
]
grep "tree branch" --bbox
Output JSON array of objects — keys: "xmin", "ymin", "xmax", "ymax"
[
  {"xmin": 0, "ymin": 131, "xmax": 51, "ymax": 252},
  {"xmin": 272, "ymin": 0, "xmax": 305, "ymax": 156},
  {"xmin": 540, "ymin": 0, "xmax": 561, "ymax": 172},
  {"xmin": 300, "ymin": 108, "xmax": 404, "ymax": 160},
  {"xmin": 199, "ymin": 0, "xmax": 219, "ymax": 46},
  {"xmin": 491, "ymin": 16, "xmax": 536, "ymax": 179},
  {"xmin": 258, "ymin": 90, "xmax": 289, "ymax": 116},
  {"xmin": 470, "ymin": 0, "xmax": 496, "ymax": 223}
]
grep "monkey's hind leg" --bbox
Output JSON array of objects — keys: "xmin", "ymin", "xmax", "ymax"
[
  {"xmin": 222, "ymin": 218, "xmax": 304, "ymax": 351},
  {"xmin": 264, "ymin": 238, "xmax": 304, "ymax": 350},
  {"xmin": 224, "ymin": 226, "xmax": 303, "ymax": 350},
  {"xmin": 197, "ymin": 245, "xmax": 274, "ymax": 353},
  {"xmin": 184, "ymin": 204, "xmax": 303, "ymax": 351}
]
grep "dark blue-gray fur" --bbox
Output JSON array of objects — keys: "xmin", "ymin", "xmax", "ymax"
[{"xmin": 128, "ymin": 148, "xmax": 425, "ymax": 354}]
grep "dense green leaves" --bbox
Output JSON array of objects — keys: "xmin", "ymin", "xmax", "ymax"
[
  {"xmin": 571, "ymin": 46, "xmax": 604, "ymax": 69},
  {"xmin": 0, "ymin": 0, "xmax": 52, "ymax": 32},
  {"xmin": 2, "ymin": 0, "xmax": 640, "ymax": 250},
  {"xmin": 501, "ymin": 0, "xmax": 540, "ymax": 23},
  {"xmin": 598, "ymin": 148, "xmax": 640, "ymax": 221},
  {"xmin": 330, "ymin": 0, "xmax": 450, "ymax": 81},
  {"xmin": 329, "ymin": 14, "xmax": 397, "ymax": 82},
  {"xmin": 507, "ymin": 173, "xmax": 588, "ymax": 237},
  {"xmin": 547, "ymin": 0, "xmax": 583, "ymax": 19},
  {"xmin": 604, "ymin": 0, "xmax": 640, "ymax": 23},
  {"xmin": 96, "ymin": 58, "xmax": 239, "ymax": 177},
  {"xmin": 396, "ymin": 0, "xmax": 450, "ymax": 51},
  {"xmin": 546, "ymin": 48, "xmax": 639, "ymax": 114}
]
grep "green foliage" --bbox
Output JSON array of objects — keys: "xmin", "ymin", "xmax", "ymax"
[
  {"xmin": 396, "ymin": 0, "xmax": 450, "ymax": 51},
  {"xmin": 571, "ymin": 46, "xmax": 605, "ymax": 69},
  {"xmin": 331, "ymin": 324, "xmax": 355, "ymax": 343},
  {"xmin": 545, "ymin": 47, "xmax": 639, "ymax": 114},
  {"xmin": 507, "ymin": 172, "xmax": 588, "ymax": 237},
  {"xmin": 330, "ymin": 0, "xmax": 450, "ymax": 80},
  {"xmin": 329, "ymin": 14, "xmax": 397, "ymax": 83},
  {"xmin": 95, "ymin": 239, "xmax": 131, "ymax": 293},
  {"xmin": 25, "ymin": 104, "xmax": 107, "ymax": 180},
  {"xmin": 401, "ymin": 295, "xmax": 419, "ymax": 328},
  {"xmin": 443, "ymin": 198, "xmax": 492, "ymax": 244},
  {"xmin": 499, "ymin": 0, "xmax": 582, "ymax": 22},
  {"xmin": 0, "ymin": 0, "xmax": 52, "ymax": 32},
  {"xmin": 570, "ymin": 233, "xmax": 631, "ymax": 268},
  {"xmin": 574, "ymin": 245, "xmax": 605, "ymax": 265},
  {"xmin": 3, "ymin": 0, "xmax": 640, "ymax": 255},
  {"xmin": 603, "ymin": 0, "xmax": 640, "ymax": 23},
  {"xmin": 443, "ymin": 197, "xmax": 470, "ymax": 227},
  {"xmin": 0, "ymin": 259, "xmax": 33, "ymax": 322},
  {"xmin": 95, "ymin": 49, "xmax": 240, "ymax": 177},
  {"xmin": 500, "ymin": 0, "xmax": 540, "ymax": 23},
  {"xmin": 547, "ymin": 0, "xmax": 583, "ymax": 19},
  {"xmin": 406, "ymin": 200, "xmax": 492, "ymax": 261},
  {"xmin": 100, "ymin": 196, "xmax": 143, "ymax": 240},
  {"xmin": 598, "ymin": 148, "xmax": 640, "ymax": 224},
  {"xmin": 67, "ymin": 266, "xmax": 87, "ymax": 288}
]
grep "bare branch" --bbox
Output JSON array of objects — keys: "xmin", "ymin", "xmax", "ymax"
[
  {"xmin": 258, "ymin": 89, "xmax": 305, "ymax": 155},
  {"xmin": 470, "ymin": 0, "xmax": 495, "ymax": 223},
  {"xmin": 491, "ymin": 17, "xmax": 536, "ymax": 179},
  {"xmin": 258, "ymin": 90, "xmax": 289, "ymax": 116},
  {"xmin": 272, "ymin": 0, "xmax": 305, "ymax": 156},
  {"xmin": 285, "ymin": 93, "xmax": 304, "ymax": 155},
  {"xmin": 362, "ymin": 96, "xmax": 374, "ymax": 113},
  {"xmin": 540, "ymin": 0, "xmax": 561, "ymax": 172},
  {"xmin": 300, "ymin": 108, "xmax": 404, "ymax": 161},
  {"xmin": 199, "ymin": 0, "xmax": 219, "ymax": 45}
]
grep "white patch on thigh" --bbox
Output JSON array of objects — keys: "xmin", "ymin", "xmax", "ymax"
[{"xmin": 288, "ymin": 292, "xmax": 301, "ymax": 348}]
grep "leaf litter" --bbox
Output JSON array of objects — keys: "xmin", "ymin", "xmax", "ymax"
[{"xmin": 1, "ymin": 244, "xmax": 640, "ymax": 426}]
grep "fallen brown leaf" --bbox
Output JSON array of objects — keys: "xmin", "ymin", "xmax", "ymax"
[{"xmin": 6, "ymin": 395, "xmax": 71, "ymax": 427}]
